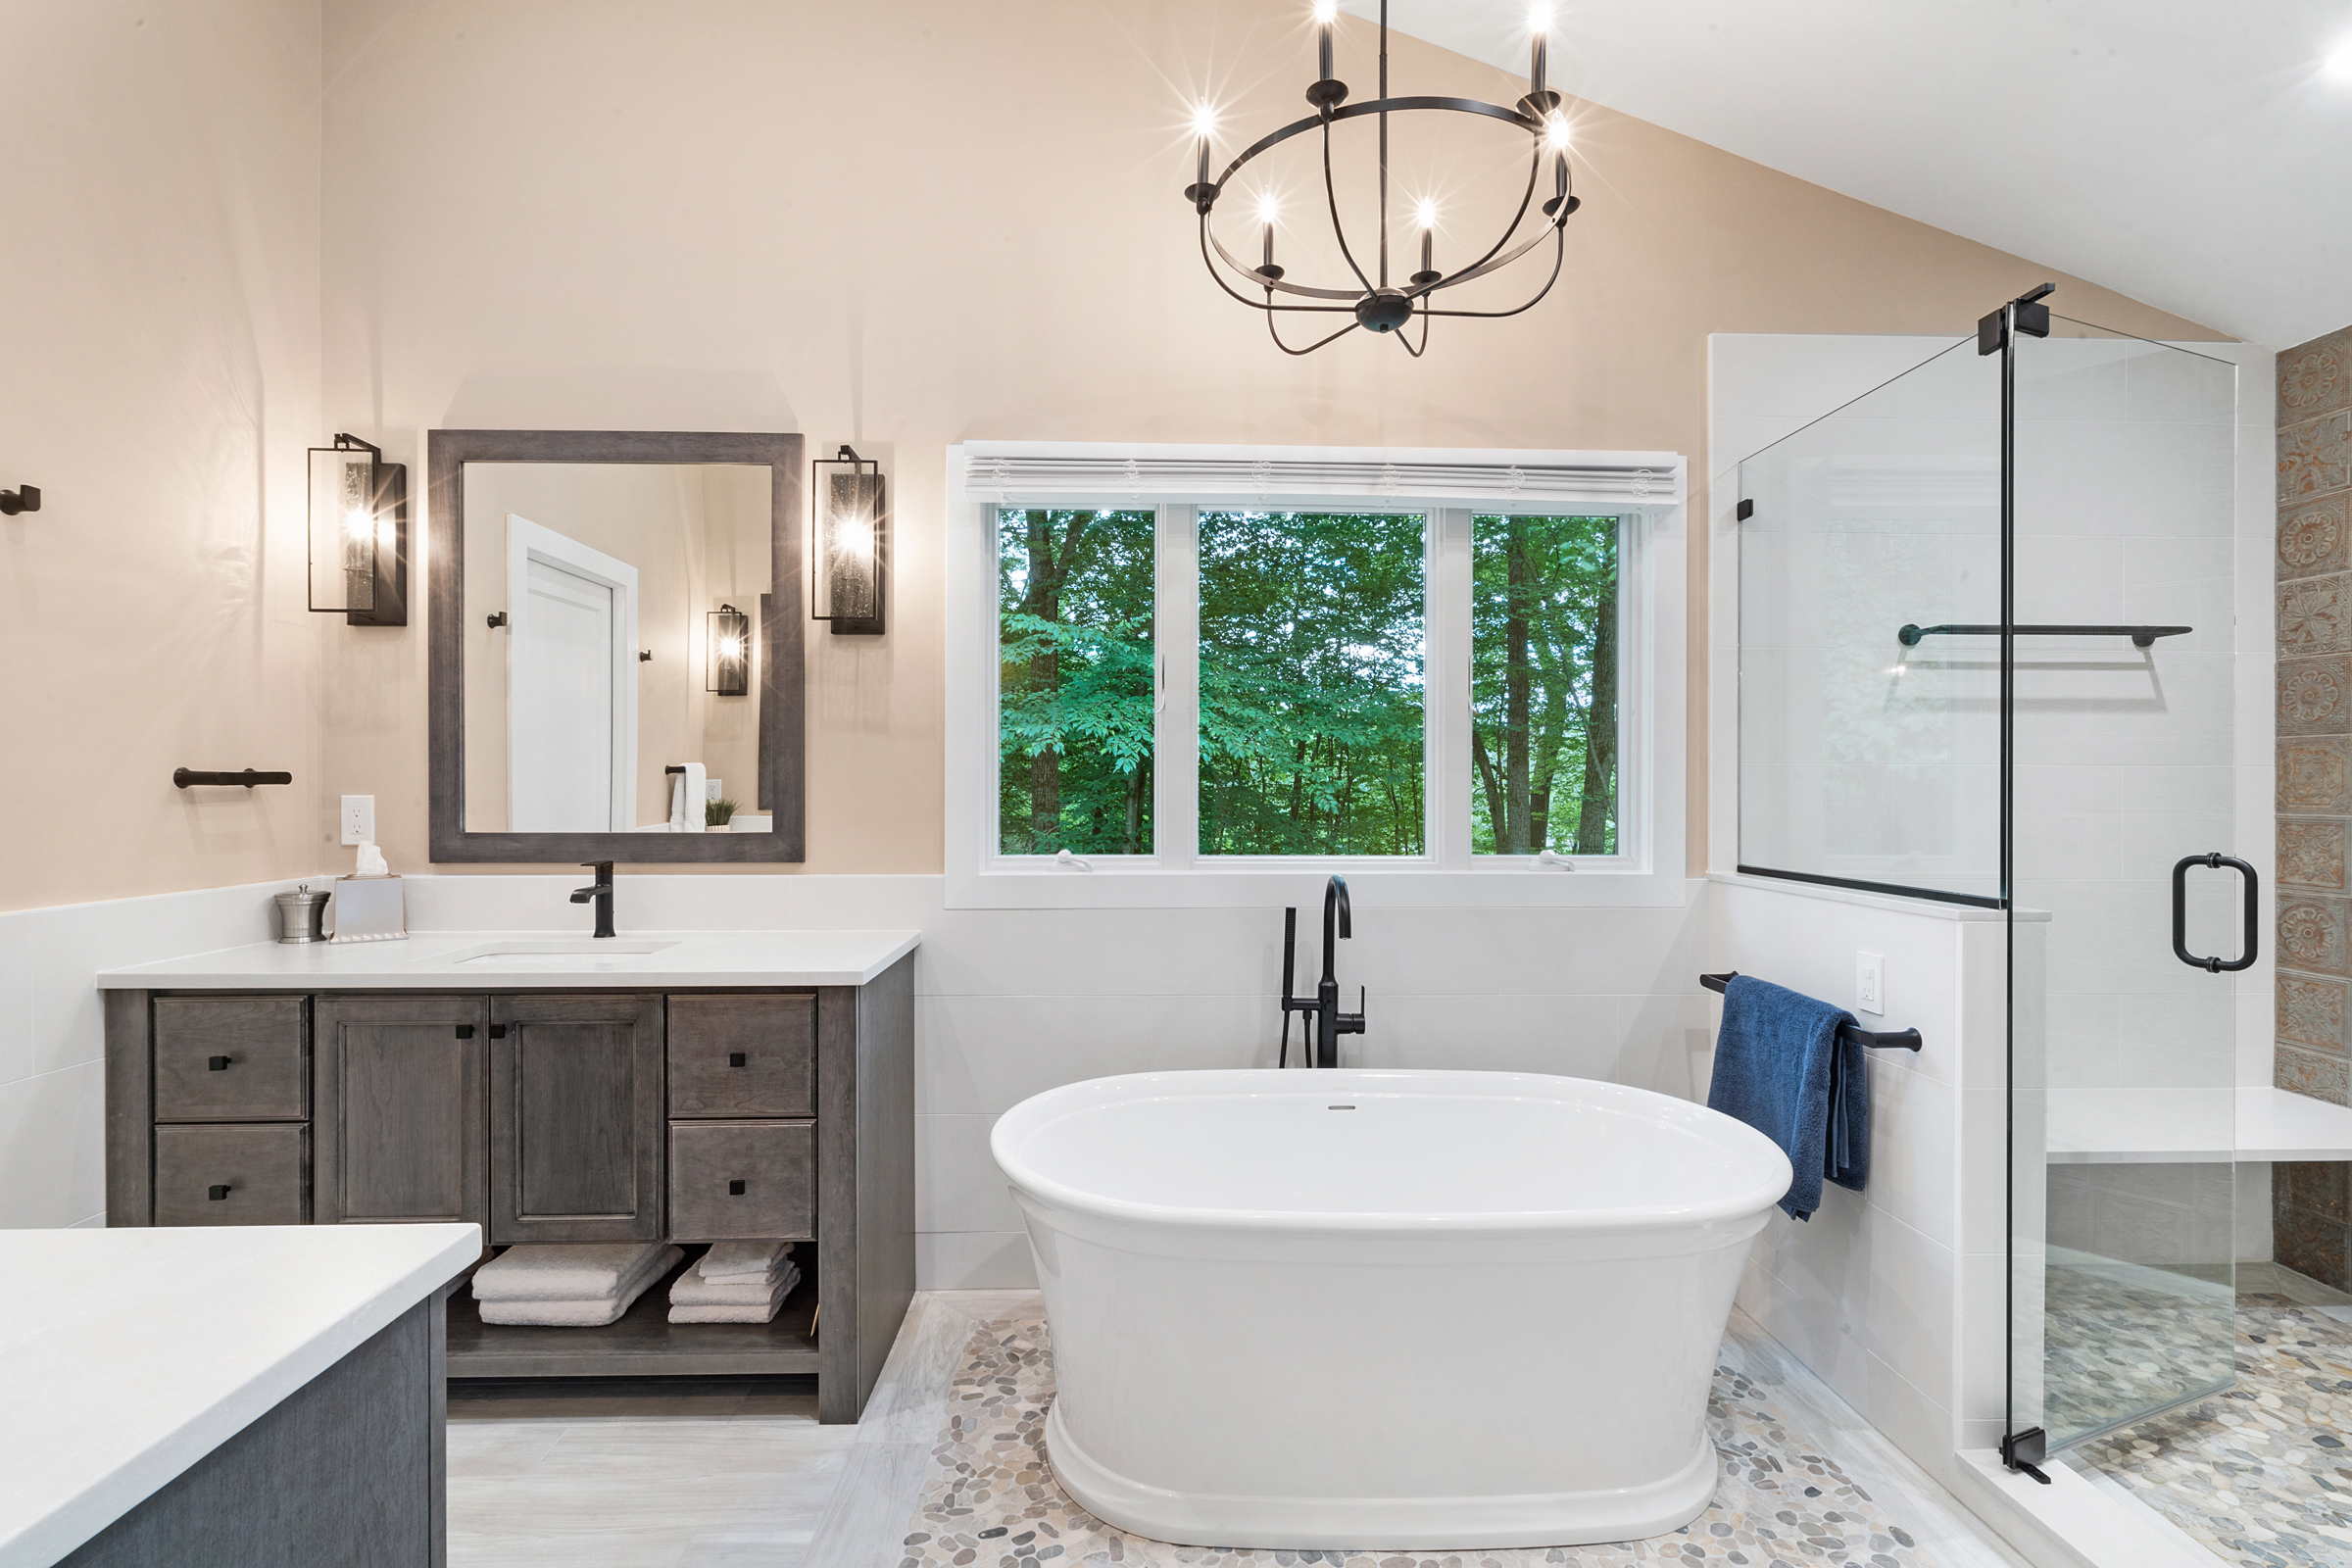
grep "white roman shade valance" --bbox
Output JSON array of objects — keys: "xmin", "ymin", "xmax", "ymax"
[{"xmin": 959, "ymin": 442, "xmax": 1686, "ymax": 509}]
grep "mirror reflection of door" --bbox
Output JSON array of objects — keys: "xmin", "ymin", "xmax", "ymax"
[{"xmin": 505, "ymin": 514, "xmax": 639, "ymax": 832}]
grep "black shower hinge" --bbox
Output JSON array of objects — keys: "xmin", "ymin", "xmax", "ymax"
[
  {"xmin": 1736, "ymin": 499, "xmax": 1753, "ymax": 521},
  {"xmin": 2000, "ymin": 1426, "xmax": 2052, "ymax": 1484},
  {"xmin": 1978, "ymin": 282, "xmax": 2055, "ymax": 356}
]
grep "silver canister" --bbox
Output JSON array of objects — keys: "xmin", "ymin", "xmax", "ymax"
[{"xmin": 273, "ymin": 884, "xmax": 330, "ymax": 944}]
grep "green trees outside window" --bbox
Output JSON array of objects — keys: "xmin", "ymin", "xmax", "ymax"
[
  {"xmin": 1199, "ymin": 511, "xmax": 1427, "ymax": 857},
  {"xmin": 997, "ymin": 509, "xmax": 1155, "ymax": 855},
  {"xmin": 1470, "ymin": 514, "xmax": 1618, "ymax": 855}
]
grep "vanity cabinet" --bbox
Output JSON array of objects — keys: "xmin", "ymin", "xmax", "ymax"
[{"xmin": 103, "ymin": 953, "xmax": 914, "ymax": 1423}]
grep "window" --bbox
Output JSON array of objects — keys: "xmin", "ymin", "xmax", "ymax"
[
  {"xmin": 950, "ymin": 441, "xmax": 1684, "ymax": 903},
  {"xmin": 990, "ymin": 505, "xmax": 1624, "ymax": 863}
]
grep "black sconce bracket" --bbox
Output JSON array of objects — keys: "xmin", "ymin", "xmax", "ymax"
[{"xmin": 0, "ymin": 484, "xmax": 39, "ymax": 515}]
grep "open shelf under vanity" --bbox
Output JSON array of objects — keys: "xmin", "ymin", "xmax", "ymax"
[{"xmin": 447, "ymin": 1252, "xmax": 821, "ymax": 1379}]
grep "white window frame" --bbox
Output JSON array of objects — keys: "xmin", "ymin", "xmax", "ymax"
[{"xmin": 945, "ymin": 443, "xmax": 1688, "ymax": 908}]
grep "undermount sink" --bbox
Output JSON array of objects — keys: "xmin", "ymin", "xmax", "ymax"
[{"xmin": 429, "ymin": 939, "xmax": 680, "ymax": 967}]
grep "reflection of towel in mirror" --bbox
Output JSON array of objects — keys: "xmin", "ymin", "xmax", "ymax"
[{"xmin": 666, "ymin": 762, "xmax": 707, "ymax": 832}]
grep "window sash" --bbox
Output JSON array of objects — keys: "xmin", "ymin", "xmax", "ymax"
[{"xmin": 988, "ymin": 500, "xmax": 1636, "ymax": 871}]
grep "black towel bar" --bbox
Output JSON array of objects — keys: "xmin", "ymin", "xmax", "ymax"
[
  {"xmin": 1700, "ymin": 971, "xmax": 1923, "ymax": 1053},
  {"xmin": 1896, "ymin": 622, "xmax": 2190, "ymax": 649},
  {"xmin": 172, "ymin": 768, "xmax": 293, "ymax": 789}
]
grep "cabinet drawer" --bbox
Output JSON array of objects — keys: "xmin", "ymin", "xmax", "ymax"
[
  {"xmin": 154, "ymin": 997, "xmax": 308, "ymax": 1121},
  {"xmin": 666, "ymin": 996, "xmax": 815, "ymax": 1118},
  {"xmin": 155, "ymin": 1123, "xmax": 308, "ymax": 1226},
  {"xmin": 667, "ymin": 1120, "xmax": 814, "ymax": 1242}
]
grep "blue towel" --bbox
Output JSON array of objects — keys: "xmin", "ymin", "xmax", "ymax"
[{"xmin": 1705, "ymin": 975, "xmax": 1868, "ymax": 1220}]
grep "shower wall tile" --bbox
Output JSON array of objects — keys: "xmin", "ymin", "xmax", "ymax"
[
  {"xmin": 2278, "ymin": 330, "xmax": 2352, "ymax": 422},
  {"xmin": 2275, "ymin": 1198, "xmax": 2348, "ymax": 1289},
  {"xmin": 2279, "ymin": 1159, "xmax": 2351, "ymax": 1222},
  {"xmin": 2278, "ymin": 972, "xmax": 2351, "ymax": 1054},
  {"xmin": 2278, "ymin": 819, "xmax": 2350, "ymax": 890},
  {"xmin": 2279, "ymin": 654, "xmax": 2352, "ymax": 735},
  {"xmin": 2278, "ymin": 737, "xmax": 2352, "ymax": 813},
  {"xmin": 2278, "ymin": 495, "xmax": 2349, "ymax": 581},
  {"xmin": 2277, "ymin": 572, "xmax": 2352, "ymax": 654},
  {"xmin": 2278, "ymin": 411, "xmax": 2351, "ymax": 503},
  {"xmin": 2276, "ymin": 1042, "xmax": 2349, "ymax": 1102},
  {"xmin": 2278, "ymin": 895, "xmax": 2351, "ymax": 974}
]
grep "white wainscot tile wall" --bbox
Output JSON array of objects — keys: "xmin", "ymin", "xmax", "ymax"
[{"xmin": 9, "ymin": 873, "xmax": 1712, "ymax": 1289}]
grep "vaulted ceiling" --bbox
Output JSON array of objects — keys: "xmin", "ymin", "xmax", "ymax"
[{"xmin": 1348, "ymin": 0, "xmax": 2352, "ymax": 347}]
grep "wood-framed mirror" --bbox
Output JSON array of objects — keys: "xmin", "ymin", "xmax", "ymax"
[{"xmin": 427, "ymin": 429, "xmax": 804, "ymax": 862}]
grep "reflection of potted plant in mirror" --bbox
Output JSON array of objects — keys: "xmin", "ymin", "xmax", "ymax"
[{"xmin": 706, "ymin": 797, "xmax": 738, "ymax": 829}]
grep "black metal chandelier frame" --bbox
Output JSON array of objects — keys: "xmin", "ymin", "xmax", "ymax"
[{"xmin": 1186, "ymin": 0, "xmax": 1582, "ymax": 357}]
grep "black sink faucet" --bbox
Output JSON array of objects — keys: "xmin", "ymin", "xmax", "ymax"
[
  {"xmin": 1279, "ymin": 875, "xmax": 1367, "ymax": 1068},
  {"xmin": 570, "ymin": 861, "xmax": 615, "ymax": 938}
]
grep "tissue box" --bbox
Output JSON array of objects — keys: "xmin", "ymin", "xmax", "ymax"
[{"xmin": 327, "ymin": 876, "xmax": 407, "ymax": 944}]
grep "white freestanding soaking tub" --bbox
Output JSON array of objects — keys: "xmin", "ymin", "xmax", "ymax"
[{"xmin": 991, "ymin": 1069, "xmax": 1793, "ymax": 1550}]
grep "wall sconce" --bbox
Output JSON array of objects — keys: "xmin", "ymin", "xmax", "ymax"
[
  {"xmin": 307, "ymin": 434, "xmax": 407, "ymax": 625},
  {"xmin": 811, "ymin": 444, "xmax": 884, "ymax": 636},
  {"xmin": 707, "ymin": 603, "xmax": 752, "ymax": 696}
]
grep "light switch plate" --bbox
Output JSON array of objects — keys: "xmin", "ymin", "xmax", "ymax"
[
  {"xmin": 1856, "ymin": 952, "xmax": 1885, "ymax": 1016},
  {"xmin": 340, "ymin": 794, "xmax": 375, "ymax": 846}
]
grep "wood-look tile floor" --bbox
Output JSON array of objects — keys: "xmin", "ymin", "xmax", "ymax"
[{"xmin": 447, "ymin": 1292, "xmax": 2033, "ymax": 1568}]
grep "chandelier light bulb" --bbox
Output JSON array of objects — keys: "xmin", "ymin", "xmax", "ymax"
[
  {"xmin": 1313, "ymin": 0, "xmax": 1339, "ymax": 23},
  {"xmin": 1258, "ymin": 192, "xmax": 1281, "ymax": 224},
  {"xmin": 1415, "ymin": 198, "xmax": 1437, "ymax": 230},
  {"xmin": 2327, "ymin": 37, "xmax": 2352, "ymax": 79},
  {"xmin": 1529, "ymin": 3, "xmax": 1551, "ymax": 32},
  {"xmin": 1192, "ymin": 103, "xmax": 1217, "ymax": 138},
  {"xmin": 1545, "ymin": 112, "xmax": 1572, "ymax": 150}
]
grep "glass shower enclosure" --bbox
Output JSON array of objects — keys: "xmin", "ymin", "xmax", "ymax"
[{"xmin": 1736, "ymin": 290, "xmax": 2243, "ymax": 1472}]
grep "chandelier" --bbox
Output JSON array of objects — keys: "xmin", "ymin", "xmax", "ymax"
[{"xmin": 1185, "ymin": 0, "xmax": 1581, "ymax": 357}]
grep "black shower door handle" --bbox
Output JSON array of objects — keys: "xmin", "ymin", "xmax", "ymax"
[{"xmin": 2171, "ymin": 853, "xmax": 2258, "ymax": 973}]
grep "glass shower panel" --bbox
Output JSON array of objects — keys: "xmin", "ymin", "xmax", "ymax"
[
  {"xmin": 2008, "ymin": 321, "xmax": 2239, "ymax": 1451},
  {"xmin": 1738, "ymin": 340, "xmax": 2003, "ymax": 904}
]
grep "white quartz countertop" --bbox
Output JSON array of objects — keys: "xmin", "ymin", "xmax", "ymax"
[
  {"xmin": 0, "ymin": 1223, "xmax": 480, "ymax": 1567},
  {"xmin": 94, "ymin": 928, "xmax": 921, "ymax": 990},
  {"xmin": 2044, "ymin": 1086, "xmax": 2352, "ymax": 1163}
]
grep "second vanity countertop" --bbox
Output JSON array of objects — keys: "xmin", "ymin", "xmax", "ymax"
[{"xmin": 94, "ymin": 928, "xmax": 921, "ymax": 991}]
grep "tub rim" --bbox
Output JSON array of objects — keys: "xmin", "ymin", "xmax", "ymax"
[{"xmin": 991, "ymin": 1067, "xmax": 1793, "ymax": 1234}]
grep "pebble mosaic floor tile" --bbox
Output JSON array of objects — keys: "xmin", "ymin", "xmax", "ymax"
[
  {"xmin": 2043, "ymin": 1266, "xmax": 2237, "ymax": 1443},
  {"xmin": 2075, "ymin": 1294, "xmax": 2352, "ymax": 1568},
  {"xmin": 900, "ymin": 1317, "xmax": 1937, "ymax": 1568}
]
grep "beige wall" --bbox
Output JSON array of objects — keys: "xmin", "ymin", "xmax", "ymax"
[
  {"xmin": 0, "ymin": 0, "xmax": 324, "ymax": 913},
  {"xmin": 317, "ymin": 0, "xmax": 2217, "ymax": 878}
]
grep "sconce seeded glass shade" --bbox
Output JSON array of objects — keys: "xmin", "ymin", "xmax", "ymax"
[
  {"xmin": 707, "ymin": 603, "xmax": 752, "ymax": 696},
  {"xmin": 307, "ymin": 434, "xmax": 407, "ymax": 625},
  {"xmin": 812, "ymin": 445, "xmax": 884, "ymax": 636}
]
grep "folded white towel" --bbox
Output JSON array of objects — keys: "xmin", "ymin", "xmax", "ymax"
[
  {"xmin": 667, "ymin": 1300, "xmax": 788, "ymax": 1324},
  {"xmin": 671, "ymin": 1262, "xmax": 798, "ymax": 1309},
  {"xmin": 477, "ymin": 1259, "xmax": 675, "ymax": 1327},
  {"xmin": 698, "ymin": 1241, "xmax": 793, "ymax": 1281},
  {"xmin": 472, "ymin": 1243, "xmax": 681, "ymax": 1304}
]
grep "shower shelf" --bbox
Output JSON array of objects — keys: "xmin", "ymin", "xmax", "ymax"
[
  {"xmin": 1698, "ymin": 971, "xmax": 1922, "ymax": 1053},
  {"xmin": 1895, "ymin": 622, "xmax": 2191, "ymax": 648}
]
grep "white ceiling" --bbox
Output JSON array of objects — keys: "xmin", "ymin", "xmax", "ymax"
[{"xmin": 1344, "ymin": 0, "xmax": 2352, "ymax": 348}]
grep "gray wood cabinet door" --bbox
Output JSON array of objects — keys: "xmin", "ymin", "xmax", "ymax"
[
  {"xmin": 314, "ymin": 995, "xmax": 488, "ymax": 1231},
  {"xmin": 489, "ymin": 992, "xmax": 664, "ymax": 1245}
]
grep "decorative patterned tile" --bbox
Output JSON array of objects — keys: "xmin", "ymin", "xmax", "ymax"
[
  {"xmin": 2279, "ymin": 1160, "xmax": 2352, "ymax": 1223},
  {"xmin": 2279, "ymin": 655, "xmax": 2352, "ymax": 736},
  {"xmin": 2076, "ymin": 1295, "xmax": 2352, "ymax": 1567},
  {"xmin": 2279, "ymin": 738, "xmax": 2352, "ymax": 814},
  {"xmin": 2278, "ymin": 573, "xmax": 2352, "ymax": 656},
  {"xmin": 2278, "ymin": 494, "xmax": 2351, "ymax": 583},
  {"xmin": 2278, "ymin": 327, "xmax": 2352, "ymax": 421},
  {"xmin": 2274, "ymin": 1205, "xmax": 2349, "ymax": 1293},
  {"xmin": 2278, "ymin": 972, "xmax": 2350, "ymax": 1054},
  {"xmin": 2278, "ymin": 412, "xmax": 2352, "ymax": 504},
  {"xmin": 2278, "ymin": 897, "xmax": 2351, "ymax": 975},
  {"xmin": 2276, "ymin": 1042, "xmax": 2351, "ymax": 1104},
  {"xmin": 900, "ymin": 1317, "xmax": 1938, "ymax": 1568},
  {"xmin": 2278, "ymin": 819, "xmax": 2350, "ymax": 891}
]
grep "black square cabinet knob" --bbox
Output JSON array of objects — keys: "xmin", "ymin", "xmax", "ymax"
[
  {"xmin": 208, "ymin": 1055, "xmax": 231, "ymax": 1071},
  {"xmin": 728, "ymin": 1179, "xmax": 747, "ymax": 1196},
  {"xmin": 728, "ymin": 1053, "xmax": 747, "ymax": 1067},
  {"xmin": 208, "ymin": 1185, "xmax": 231, "ymax": 1200}
]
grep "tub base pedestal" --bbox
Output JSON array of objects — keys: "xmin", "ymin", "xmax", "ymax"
[{"xmin": 1044, "ymin": 1398, "xmax": 1720, "ymax": 1551}]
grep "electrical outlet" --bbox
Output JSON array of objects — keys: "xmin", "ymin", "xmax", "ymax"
[
  {"xmin": 1856, "ymin": 952, "xmax": 1885, "ymax": 1016},
  {"xmin": 340, "ymin": 794, "xmax": 375, "ymax": 846}
]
